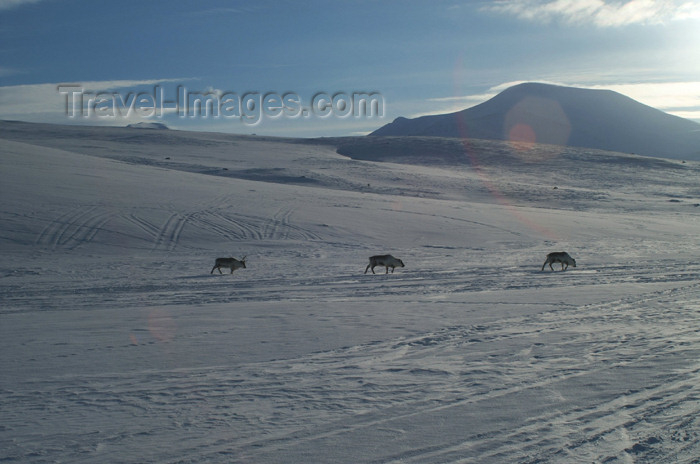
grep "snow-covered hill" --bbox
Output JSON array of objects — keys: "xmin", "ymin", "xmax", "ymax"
[
  {"xmin": 1, "ymin": 121, "xmax": 699, "ymax": 463},
  {"xmin": 371, "ymin": 83, "xmax": 700, "ymax": 160}
]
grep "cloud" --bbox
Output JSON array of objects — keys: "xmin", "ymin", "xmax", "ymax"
[
  {"xmin": 0, "ymin": 66, "xmax": 21, "ymax": 78},
  {"xmin": 588, "ymin": 81, "xmax": 700, "ymax": 115},
  {"xmin": 0, "ymin": 78, "xmax": 193, "ymax": 125},
  {"xmin": 483, "ymin": 0, "xmax": 700, "ymax": 27},
  {"xmin": 65, "ymin": 78, "xmax": 190, "ymax": 93},
  {"xmin": 191, "ymin": 6, "xmax": 262, "ymax": 16},
  {"xmin": 670, "ymin": 110, "xmax": 700, "ymax": 120},
  {"xmin": 0, "ymin": 0, "xmax": 46, "ymax": 11},
  {"xmin": 413, "ymin": 80, "xmax": 568, "ymax": 117}
]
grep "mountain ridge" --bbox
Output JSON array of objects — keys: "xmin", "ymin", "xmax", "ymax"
[{"xmin": 371, "ymin": 83, "xmax": 700, "ymax": 160}]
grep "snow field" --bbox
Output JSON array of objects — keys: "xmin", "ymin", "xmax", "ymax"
[{"xmin": 1, "ymin": 122, "xmax": 700, "ymax": 463}]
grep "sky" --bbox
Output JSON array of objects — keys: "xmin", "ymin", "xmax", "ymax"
[{"xmin": 0, "ymin": 0, "xmax": 699, "ymax": 137}]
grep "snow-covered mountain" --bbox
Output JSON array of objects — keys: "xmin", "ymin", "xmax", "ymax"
[
  {"xmin": 2, "ymin": 120, "xmax": 700, "ymax": 463},
  {"xmin": 126, "ymin": 122, "xmax": 170, "ymax": 130},
  {"xmin": 371, "ymin": 83, "xmax": 700, "ymax": 160}
]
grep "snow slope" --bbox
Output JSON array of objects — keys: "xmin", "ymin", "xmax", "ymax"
[{"xmin": 1, "ymin": 121, "xmax": 700, "ymax": 463}]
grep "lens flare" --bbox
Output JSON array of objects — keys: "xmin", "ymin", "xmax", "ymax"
[
  {"xmin": 508, "ymin": 123, "xmax": 537, "ymax": 146},
  {"xmin": 504, "ymin": 96, "xmax": 570, "ymax": 162},
  {"xmin": 451, "ymin": 59, "xmax": 564, "ymax": 241},
  {"xmin": 148, "ymin": 308, "xmax": 177, "ymax": 342}
]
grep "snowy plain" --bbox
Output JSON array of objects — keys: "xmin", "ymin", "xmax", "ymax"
[{"xmin": 1, "ymin": 121, "xmax": 699, "ymax": 463}]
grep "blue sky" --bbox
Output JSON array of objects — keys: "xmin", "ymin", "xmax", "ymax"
[{"xmin": 1, "ymin": 0, "xmax": 699, "ymax": 137}]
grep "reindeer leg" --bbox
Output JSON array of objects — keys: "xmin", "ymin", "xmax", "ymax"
[
  {"xmin": 211, "ymin": 266, "xmax": 217, "ymax": 274},
  {"xmin": 365, "ymin": 264, "xmax": 371, "ymax": 274}
]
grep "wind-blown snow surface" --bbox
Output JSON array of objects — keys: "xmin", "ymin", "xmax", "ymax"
[{"xmin": 1, "ymin": 121, "xmax": 700, "ymax": 463}]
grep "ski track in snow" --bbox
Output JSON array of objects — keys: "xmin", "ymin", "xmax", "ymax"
[
  {"xmin": 151, "ymin": 212, "xmax": 192, "ymax": 252},
  {"xmin": 32, "ymin": 205, "xmax": 324, "ymax": 254},
  {"xmin": 150, "ymin": 200, "xmax": 325, "ymax": 251},
  {"xmin": 122, "ymin": 213, "xmax": 161, "ymax": 240},
  {"xmin": 3, "ymin": 254, "xmax": 700, "ymax": 463},
  {"xmin": 35, "ymin": 205, "xmax": 116, "ymax": 251},
  {"xmin": 5, "ymin": 258, "xmax": 699, "ymax": 314}
]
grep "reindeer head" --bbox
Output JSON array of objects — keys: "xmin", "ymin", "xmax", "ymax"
[{"xmin": 240, "ymin": 256, "xmax": 247, "ymax": 268}]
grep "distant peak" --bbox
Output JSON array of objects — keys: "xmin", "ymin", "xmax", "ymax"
[
  {"xmin": 369, "ymin": 81, "xmax": 700, "ymax": 159},
  {"xmin": 127, "ymin": 122, "xmax": 169, "ymax": 130}
]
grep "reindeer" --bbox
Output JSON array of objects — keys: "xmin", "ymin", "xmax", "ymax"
[
  {"xmin": 211, "ymin": 256, "xmax": 247, "ymax": 274},
  {"xmin": 541, "ymin": 252, "xmax": 576, "ymax": 271},
  {"xmin": 365, "ymin": 254, "xmax": 405, "ymax": 274}
]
